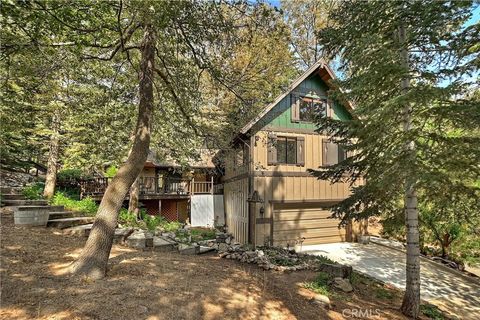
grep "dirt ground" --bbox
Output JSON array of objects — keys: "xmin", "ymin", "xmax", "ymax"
[{"xmin": 1, "ymin": 208, "xmax": 430, "ymax": 320}]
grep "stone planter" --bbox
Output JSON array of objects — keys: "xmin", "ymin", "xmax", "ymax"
[
  {"xmin": 358, "ymin": 235, "xmax": 370, "ymax": 244},
  {"xmin": 14, "ymin": 206, "xmax": 50, "ymax": 226}
]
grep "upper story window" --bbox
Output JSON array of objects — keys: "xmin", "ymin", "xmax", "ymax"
[
  {"xmin": 292, "ymin": 94, "xmax": 328, "ymax": 123},
  {"xmin": 322, "ymin": 139, "xmax": 347, "ymax": 166},
  {"xmin": 299, "ymin": 98, "xmax": 327, "ymax": 122},
  {"xmin": 276, "ymin": 136, "xmax": 297, "ymax": 164},
  {"xmin": 267, "ymin": 134, "xmax": 305, "ymax": 166}
]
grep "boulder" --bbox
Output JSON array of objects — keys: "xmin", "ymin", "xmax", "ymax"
[
  {"xmin": 162, "ymin": 232, "xmax": 176, "ymax": 239},
  {"xmin": 216, "ymin": 233, "xmax": 228, "ymax": 243},
  {"xmin": 333, "ymin": 277, "xmax": 353, "ymax": 293},
  {"xmin": 145, "ymin": 232, "xmax": 154, "ymax": 247},
  {"xmin": 317, "ymin": 263, "xmax": 352, "ymax": 279},
  {"xmin": 218, "ymin": 243, "xmax": 229, "ymax": 252},
  {"xmin": 199, "ymin": 246, "xmax": 215, "ymax": 254},
  {"xmin": 125, "ymin": 231, "xmax": 146, "ymax": 249},
  {"xmin": 311, "ymin": 294, "xmax": 331, "ymax": 308},
  {"xmin": 153, "ymin": 236, "xmax": 175, "ymax": 252},
  {"xmin": 178, "ymin": 243, "xmax": 200, "ymax": 255}
]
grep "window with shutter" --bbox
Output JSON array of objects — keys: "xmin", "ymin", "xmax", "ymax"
[
  {"xmin": 322, "ymin": 139, "xmax": 344, "ymax": 166},
  {"xmin": 299, "ymin": 98, "xmax": 327, "ymax": 122},
  {"xmin": 270, "ymin": 136, "xmax": 304, "ymax": 166},
  {"xmin": 291, "ymin": 94, "xmax": 300, "ymax": 122},
  {"xmin": 267, "ymin": 134, "xmax": 277, "ymax": 165},
  {"xmin": 296, "ymin": 137, "xmax": 305, "ymax": 166}
]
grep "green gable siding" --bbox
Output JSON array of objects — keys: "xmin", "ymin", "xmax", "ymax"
[{"xmin": 251, "ymin": 74, "xmax": 351, "ymax": 134}]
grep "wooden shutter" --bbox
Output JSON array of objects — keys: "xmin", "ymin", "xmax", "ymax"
[
  {"xmin": 291, "ymin": 94, "xmax": 300, "ymax": 122},
  {"xmin": 326, "ymin": 98, "xmax": 333, "ymax": 118},
  {"xmin": 267, "ymin": 134, "xmax": 277, "ymax": 165},
  {"xmin": 296, "ymin": 136, "xmax": 305, "ymax": 166},
  {"xmin": 338, "ymin": 144, "xmax": 346, "ymax": 162},
  {"xmin": 322, "ymin": 139, "xmax": 339, "ymax": 166},
  {"xmin": 322, "ymin": 139, "xmax": 327, "ymax": 166}
]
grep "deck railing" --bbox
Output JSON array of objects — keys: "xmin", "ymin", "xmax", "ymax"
[
  {"xmin": 80, "ymin": 176, "xmax": 219, "ymax": 198},
  {"xmin": 191, "ymin": 181, "xmax": 212, "ymax": 194}
]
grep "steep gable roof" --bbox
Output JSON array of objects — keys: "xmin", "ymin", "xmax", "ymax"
[{"xmin": 239, "ymin": 59, "xmax": 353, "ymax": 135}]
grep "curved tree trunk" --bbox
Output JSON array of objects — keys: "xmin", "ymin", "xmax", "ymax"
[
  {"xmin": 71, "ymin": 24, "xmax": 155, "ymax": 279},
  {"xmin": 128, "ymin": 177, "xmax": 140, "ymax": 220},
  {"xmin": 43, "ymin": 110, "xmax": 61, "ymax": 199},
  {"xmin": 399, "ymin": 24, "xmax": 420, "ymax": 318}
]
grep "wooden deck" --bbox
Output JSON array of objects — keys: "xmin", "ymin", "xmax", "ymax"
[{"xmin": 80, "ymin": 176, "xmax": 219, "ymax": 200}]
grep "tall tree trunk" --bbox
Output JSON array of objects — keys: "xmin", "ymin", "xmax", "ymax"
[
  {"xmin": 71, "ymin": 24, "xmax": 155, "ymax": 279},
  {"xmin": 43, "ymin": 110, "xmax": 60, "ymax": 199},
  {"xmin": 128, "ymin": 177, "xmax": 140, "ymax": 220},
  {"xmin": 399, "ymin": 24, "xmax": 420, "ymax": 319}
]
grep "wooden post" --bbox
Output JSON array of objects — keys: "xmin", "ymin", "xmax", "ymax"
[
  {"xmin": 191, "ymin": 177, "xmax": 194, "ymax": 195},
  {"xmin": 211, "ymin": 176, "xmax": 214, "ymax": 194}
]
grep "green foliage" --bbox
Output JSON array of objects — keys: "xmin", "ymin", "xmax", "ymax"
[
  {"xmin": 375, "ymin": 287, "xmax": 394, "ymax": 300},
  {"xmin": 420, "ymin": 304, "xmax": 445, "ymax": 320},
  {"xmin": 104, "ymin": 166, "xmax": 118, "ymax": 178},
  {"xmin": 50, "ymin": 192, "xmax": 98, "ymax": 216},
  {"xmin": 189, "ymin": 228, "xmax": 216, "ymax": 241},
  {"xmin": 22, "ymin": 183, "xmax": 44, "ymax": 200},
  {"xmin": 118, "ymin": 208, "xmax": 138, "ymax": 226},
  {"xmin": 163, "ymin": 221, "xmax": 183, "ymax": 233},
  {"xmin": 281, "ymin": 0, "xmax": 336, "ymax": 70},
  {"xmin": 312, "ymin": 0, "xmax": 480, "ymax": 224},
  {"xmin": 143, "ymin": 214, "xmax": 164, "ymax": 232},
  {"xmin": 57, "ymin": 169, "xmax": 84, "ymax": 182},
  {"xmin": 303, "ymin": 272, "xmax": 331, "ymax": 296},
  {"xmin": 453, "ymin": 233, "xmax": 480, "ymax": 266}
]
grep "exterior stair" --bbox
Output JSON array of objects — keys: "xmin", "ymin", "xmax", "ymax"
[
  {"xmin": 47, "ymin": 217, "xmax": 95, "ymax": 229},
  {"xmin": 1, "ymin": 185, "xmax": 95, "ymax": 231},
  {"xmin": 1, "ymin": 193, "xmax": 25, "ymax": 200},
  {"xmin": 49, "ymin": 211, "xmax": 75, "ymax": 219},
  {"xmin": 62, "ymin": 223, "xmax": 132, "ymax": 244},
  {"xmin": 2, "ymin": 199, "xmax": 49, "ymax": 206}
]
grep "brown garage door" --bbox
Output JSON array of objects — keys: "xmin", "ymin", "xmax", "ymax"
[{"xmin": 273, "ymin": 203, "xmax": 347, "ymax": 246}]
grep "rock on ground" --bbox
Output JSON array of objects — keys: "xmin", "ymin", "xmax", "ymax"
[
  {"xmin": 311, "ymin": 294, "xmax": 331, "ymax": 309},
  {"xmin": 333, "ymin": 277, "xmax": 353, "ymax": 293}
]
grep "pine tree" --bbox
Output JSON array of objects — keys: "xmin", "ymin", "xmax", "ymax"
[
  {"xmin": 2, "ymin": 0, "xmax": 295, "ymax": 279},
  {"xmin": 312, "ymin": 1, "xmax": 479, "ymax": 317},
  {"xmin": 281, "ymin": 0, "xmax": 337, "ymax": 69}
]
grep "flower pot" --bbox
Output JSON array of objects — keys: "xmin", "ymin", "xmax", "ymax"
[{"xmin": 14, "ymin": 206, "xmax": 50, "ymax": 226}]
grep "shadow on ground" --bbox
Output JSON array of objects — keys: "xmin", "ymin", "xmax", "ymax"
[{"xmin": 2, "ymin": 209, "xmax": 414, "ymax": 320}]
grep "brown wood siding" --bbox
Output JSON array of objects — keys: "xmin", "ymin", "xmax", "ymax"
[
  {"xmin": 249, "ymin": 130, "xmax": 365, "ymax": 246},
  {"xmin": 224, "ymin": 147, "xmax": 249, "ymax": 181},
  {"xmin": 224, "ymin": 177, "xmax": 249, "ymax": 244},
  {"xmin": 253, "ymin": 130, "xmax": 330, "ymax": 171},
  {"xmin": 272, "ymin": 203, "xmax": 346, "ymax": 246}
]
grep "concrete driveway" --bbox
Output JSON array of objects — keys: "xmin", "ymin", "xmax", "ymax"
[{"xmin": 300, "ymin": 242, "xmax": 480, "ymax": 320}]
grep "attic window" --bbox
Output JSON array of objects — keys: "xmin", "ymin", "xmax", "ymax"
[
  {"xmin": 299, "ymin": 97, "xmax": 327, "ymax": 122},
  {"xmin": 291, "ymin": 94, "xmax": 328, "ymax": 122}
]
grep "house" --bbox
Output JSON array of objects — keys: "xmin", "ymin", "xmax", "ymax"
[
  {"xmin": 223, "ymin": 60, "xmax": 366, "ymax": 247},
  {"xmin": 80, "ymin": 149, "xmax": 224, "ymax": 226}
]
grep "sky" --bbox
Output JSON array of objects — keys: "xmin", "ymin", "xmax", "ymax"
[
  {"xmin": 466, "ymin": 5, "xmax": 480, "ymax": 27},
  {"xmin": 265, "ymin": 1, "xmax": 479, "ymax": 84},
  {"xmin": 266, "ymin": 0, "xmax": 479, "ymax": 27}
]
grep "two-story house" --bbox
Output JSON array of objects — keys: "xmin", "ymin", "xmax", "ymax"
[{"xmin": 223, "ymin": 60, "xmax": 366, "ymax": 247}]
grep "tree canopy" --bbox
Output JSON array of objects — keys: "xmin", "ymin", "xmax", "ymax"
[{"xmin": 312, "ymin": 0, "xmax": 479, "ymax": 317}]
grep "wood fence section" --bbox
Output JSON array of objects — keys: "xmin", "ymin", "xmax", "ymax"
[{"xmin": 224, "ymin": 177, "xmax": 249, "ymax": 244}]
